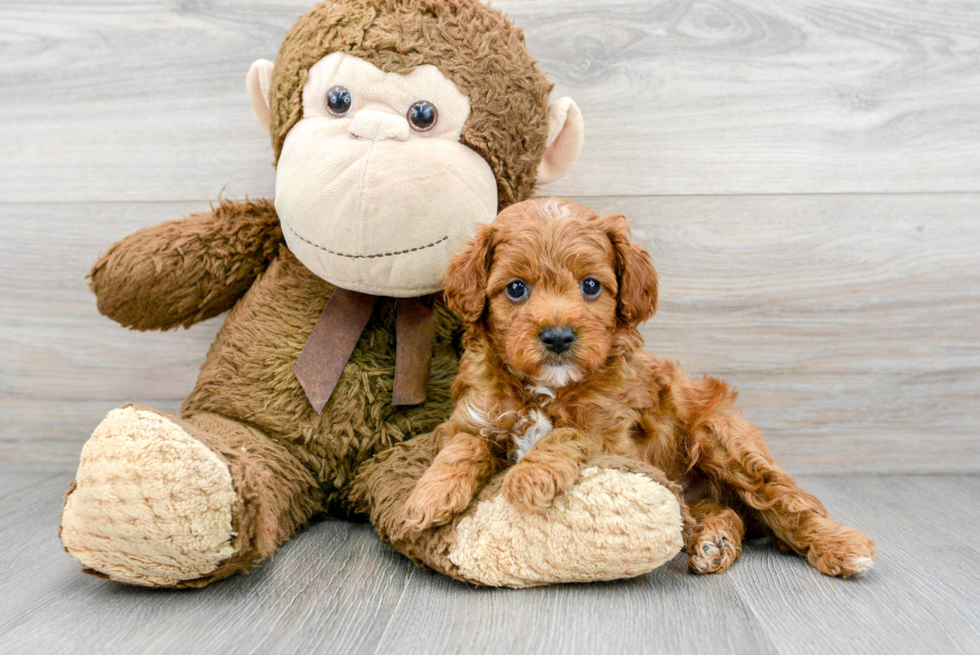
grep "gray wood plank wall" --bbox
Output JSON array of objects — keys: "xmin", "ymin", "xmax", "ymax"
[{"xmin": 1, "ymin": 0, "xmax": 978, "ymax": 473}]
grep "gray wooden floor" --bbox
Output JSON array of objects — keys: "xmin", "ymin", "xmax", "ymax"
[{"xmin": 0, "ymin": 471, "xmax": 977, "ymax": 655}]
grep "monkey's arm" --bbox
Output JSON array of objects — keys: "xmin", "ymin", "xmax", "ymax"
[
  {"xmin": 89, "ymin": 199, "xmax": 282, "ymax": 330},
  {"xmin": 350, "ymin": 432, "xmax": 690, "ymax": 588}
]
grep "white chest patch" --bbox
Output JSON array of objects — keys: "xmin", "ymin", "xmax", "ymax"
[{"xmin": 512, "ymin": 409, "xmax": 553, "ymax": 462}]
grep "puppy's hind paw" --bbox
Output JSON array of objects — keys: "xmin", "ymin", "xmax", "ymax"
[
  {"xmin": 807, "ymin": 526, "xmax": 876, "ymax": 578},
  {"xmin": 688, "ymin": 532, "xmax": 741, "ymax": 575},
  {"xmin": 845, "ymin": 556, "xmax": 876, "ymax": 576}
]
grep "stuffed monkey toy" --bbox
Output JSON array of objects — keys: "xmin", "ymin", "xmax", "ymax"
[{"xmin": 59, "ymin": 0, "xmax": 688, "ymax": 588}]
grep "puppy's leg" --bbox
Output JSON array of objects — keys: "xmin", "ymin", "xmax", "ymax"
[
  {"xmin": 502, "ymin": 428, "xmax": 599, "ymax": 512},
  {"xmin": 686, "ymin": 499, "xmax": 745, "ymax": 574},
  {"xmin": 404, "ymin": 432, "xmax": 502, "ymax": 531},
  {"xmin": 688, "ymin": 380, "xmax": 875, "ymax": 578}
]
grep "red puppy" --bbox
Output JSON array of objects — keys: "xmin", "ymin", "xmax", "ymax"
[{"xmin": 404, "ymin": 198, "xmax": 875, "ymax": 577}]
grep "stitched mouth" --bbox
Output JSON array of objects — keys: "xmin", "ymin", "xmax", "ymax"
[{"xmin": 283, "ymin": 221, "xmax": 448, "ymax": 259}]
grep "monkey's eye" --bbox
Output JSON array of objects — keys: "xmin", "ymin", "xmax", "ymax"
[
  {"xmin": 407, "ymin": 100, "xmax": 438, "ymax": 132},
  {"xmin": 581, "ymin": 278, "xmax": 602, "ymax": 298},
  {"xmin": 325, "ymin": 86, "xmax": 352, "ymax": 116},
  {"xmin": 505, "ymin": 280, "xmax": 529, "ymax": 301}
]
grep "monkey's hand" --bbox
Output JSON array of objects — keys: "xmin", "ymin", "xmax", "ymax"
[{"xmin": 89, "ymin": 199, "xmax": 282, "ymax": 330}]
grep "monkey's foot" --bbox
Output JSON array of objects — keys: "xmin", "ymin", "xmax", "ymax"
[
  {"xmin": 60, "ymin": 406, "xmax": 238, "ymax": 587},
  {"xmin": 448, "ymin": 466, "xmax": 685, "ymax": 586}
]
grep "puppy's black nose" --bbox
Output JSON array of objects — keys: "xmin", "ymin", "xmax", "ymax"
[{"xmin": 540, "ymin": 326, "xmax": 576, "ymax": 353}]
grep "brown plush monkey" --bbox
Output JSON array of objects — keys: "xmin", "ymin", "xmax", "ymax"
[{"xmin": 59, "ymin": 0, "xmax": 687, "ymax": 588}]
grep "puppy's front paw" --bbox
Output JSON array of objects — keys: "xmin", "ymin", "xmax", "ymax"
[
  {"xmin": 403, "ymin": 479, "xmax": 474, "ymax": 531},
  {"xmin": 501, "ymin": 462, "xmax": 572, "ymax": 513}
]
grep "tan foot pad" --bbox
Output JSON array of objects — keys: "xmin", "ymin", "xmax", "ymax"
[
  {"xmin": 449, "ymin": 466, "xmax": 684, "ymax": 587},
  {"xmin": 60, "ymin": 407, "xmax": 237, "ymax": 587}
]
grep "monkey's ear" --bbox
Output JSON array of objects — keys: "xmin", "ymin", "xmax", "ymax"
[
  {"xmin": 442, "ymin": 224, "xmax": 497, "ymax": 325},
  {"xmin": 536, "ymin": 97, "xmax": 584, "ymax": 186},
  {"xmin": 247, "ymin": 59, "xmax": 275, "ymax": 133}
]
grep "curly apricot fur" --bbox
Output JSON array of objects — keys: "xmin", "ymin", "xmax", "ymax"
[{"xmin": 413, "ymin": 198, "xmax": 876, "ymax": 578}]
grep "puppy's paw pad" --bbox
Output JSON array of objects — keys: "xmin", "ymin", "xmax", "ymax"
[{"xmin": 688, "ymin": 531, "xmax": 740, "ymax": 575}]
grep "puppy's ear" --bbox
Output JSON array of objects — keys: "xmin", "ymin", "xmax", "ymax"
[
  {"xmin": 603, "ymin": 214, "xmax": 658, "ymax": 327},
  {"xmin": 442, "ymin": 224, "xmax": 497, "ymax": 324}
]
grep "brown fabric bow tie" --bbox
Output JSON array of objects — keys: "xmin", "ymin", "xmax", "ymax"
[{"xmin": 293, "ymin": 288, "xmax": 435, "ymax": 413}]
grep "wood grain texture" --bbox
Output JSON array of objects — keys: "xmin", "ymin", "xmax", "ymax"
[
  {"xmin": 0, "ymin": 472, "xmax": 414, "ymax": 655},
  {"xmin": 1, "ymin": 472, "xmax": 979, "ymax": 654},
  {"xmin": 373, "ymin": 564, "xmax": 778, "ymax": 655},
  {"xmin": 0, "ymin": 0, "xmax": 978, "ymax": 202},
  {"xmin": 728, "ymin": 475, "xmax": 980, "ymax": 655},
  {"xmin": 2, "ymin": 2, "xmax": 978, "ymax": 651},
  {"xmin": 3, "ymin": 195, "xmax": 977, "ymax": 473}
]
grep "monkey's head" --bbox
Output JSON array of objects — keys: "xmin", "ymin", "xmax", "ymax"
[{"xmin": 247, "ymin": 0, "xmax": 583, "ymax": 297}]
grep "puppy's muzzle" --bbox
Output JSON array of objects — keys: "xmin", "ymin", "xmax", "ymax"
[{"xmin": 540, "ymin": 326, "xmax": 576, "ymax": 354}]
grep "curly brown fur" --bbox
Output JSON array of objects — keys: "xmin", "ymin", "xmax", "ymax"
[
  {"xmin": 270, "ymin": 0, "xmax": 553, "ymax": 207},
  {"xmin": 72, "ymin": 1, "xmax": 577, "ymax": 586},
  {"xmin": 411, "ymin": 198, "xmax": 876, "ymax": 578},
  {"xmin": 181, "ymin": 245, "xmax": 462, "ymax": 514},
  {"xmin": 152, "ymin": 408, "xmax": 324, "ymax": 587},
  {"xmin": 403, "ymin": 431, "xmax": 503, "ymax": 529},
  {"xmin": 89, "ymin": 198, "xmax": 282, "ymax": 330}
]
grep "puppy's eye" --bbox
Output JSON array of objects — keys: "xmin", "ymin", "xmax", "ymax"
[
  {"xmin": 326, "ymin": 86, "xmax": 352, "ymax": 116},
  {"xmin": 505, "ymin": 280, "xmax": 529, "ymax": 301},
  {"xmin": 408, "ymin": 101, "xmax": 438, "ymax": 132},
  {"xmin": 581, "ymin": 278, "xmax": 602, "ymax": 298}
]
